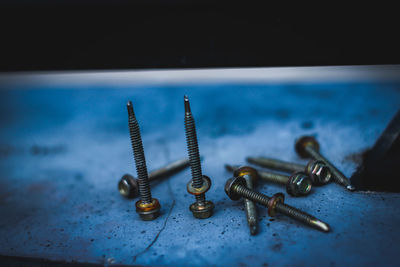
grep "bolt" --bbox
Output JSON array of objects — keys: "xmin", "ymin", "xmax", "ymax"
[
  {"xmin": 225, "ymin": 165, "xmax": 259, "ymax": 235},
  {"xmin": 295, "ymin": 136, "xmax": 355, "ymax": 191},
  {"xmin": 184, "ymin": 95, "xmax": 214, "ymax": 219},
  {"xmin": 127, "ymin": 101, "xmax": 160, "ymax": 221},
  {"xmin": 226, "ymin": 164, "xmax": 312, "ymax": 197},
  {"xmin": 118, "ymin": 158, "xmax": 190, "ymax": 198},
  {"xmin": 247, "ymin": 157, "xmax": 332, "ymax": 185},
  {"xmin": 225, "ymin": 176, "xmax": 330, "ymax": 232}
]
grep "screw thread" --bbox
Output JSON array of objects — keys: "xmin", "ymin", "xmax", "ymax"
[
  {"xmin": 195, "ymin": 194, "xmax": 206, "ymax": 204},
  {"xmin": 233, "ymin": 184, "xmax": 330, "ymax": 232},
  {"xmin": 275, "ymin": 202, "xmax": 319, "ymax": 228},
  {"xmin": 127, "ymin": 101, "xmax": 152, "ymax": 204},
  {"xmin": 148, "ymin": 158, "xmax": 190, "ymax": 182},
  {"xmin": 247, "ymin": 157, "xmax": 304, "ymax": 173},
  {"xmin": 258, "ymin": 171, "xmax": 289, "ymax": 185},
  {"xmin": 184, "ymin": 96, "xmax": 204, "ymax": 189},
  {"xmin": 233, "ymin": 185, "xmax": 270, "ymax": 206},
  {"xmin": 243, "ymin": 175, "xmax": 258, "ymax": 235},
  {"xmin": 224, "ymin": 164, "xmax": 240, "ymax": 173}
]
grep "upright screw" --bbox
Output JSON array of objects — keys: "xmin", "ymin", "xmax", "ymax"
[
  {"xmin": 225, "ymin": 165, "xmax": 259, "ymax": 235},
  {"xmin": 247, "ymin": 157, "xmax": 332, "ymax": 185},
  {"xmin": 226, "ymin": 164, "xmax": 312, "ymax": 197},
  {"xmin": 225, "ymin": 176, "xmax": 330, "ymax": 232},
  {"xmin": 295, "ymin": 136, "xmax": 355, "ymax": 191},
  {"xmin": 184, "ymin": 95, "xmax": 214, "ymax": 219},
  {"xmin": 127, "ymin": 101, "xmax": 160, "ymax": 221},
  {"xmin": 119, "ymin": 158, "xmax": 190, "ymax": 198}
]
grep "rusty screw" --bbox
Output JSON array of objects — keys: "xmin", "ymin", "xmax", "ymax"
[
  {"xmin": 184, "ymin": 95, "xmax": 214, "ymax": 219},
  {"xmin": 225, "ymin": 175, "xmax": 330, "ymax": 232},
  {"xmin": 295, "ymin": 136, "xmax": 355, "ymax": 191},
  {"xmin": 247, "ymin": 157, "xmax": 332, "ymax": 185},
  {"xmin": 127, "ymin": 101, "xmax": 160, "ymax": 221},
  {"xmin": 226, "ymin": 164, "xmax": 312, "ymax": 197},
  {"xmin": 225, "ymin": 165, "xmax": 259, "ymax": 235},
  {"xmin": 119, "ymin": 158, "xmax": 190, "ymax": 198}
]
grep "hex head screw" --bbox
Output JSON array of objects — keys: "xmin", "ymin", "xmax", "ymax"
[
  {"xmin": 225, "ymin": 165, "xmax": 259, "ymax": 235},
  {"xmin": 184, "ymin": 95, "xmax": 214, "ymax": 219},
  {"xmin": 118, "ymin": 158, "xmax": 190, "ymax": 198},
  {"xmin": 127, "ymin": 101, "xmax": 160, "ymax": 221},
  {"xmin": 261, "ymin": 171, "xmax": 312, "ymax": 197},
  {"xmin": 226, "ymin": 164, "xmax": 312, "ymax": 197},
  {"xmin": 295, "ymin": 136, "xmax": 355, "ymax": 191},
  {"xmin": 247, "ymin": 157, "xmax": 332, "ymax": 185},
  {"xmin": 224, "ymin": 175, "xmax": 330, "ymax": 232}
]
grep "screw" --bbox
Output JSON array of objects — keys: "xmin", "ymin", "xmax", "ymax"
[
  {"xmin": 226, "ymin": 164, "xmax": 312, "ymax": 197},
  {"xmin": 295, "ymin": 136, "xmax": 355, "ymax": 191},
  {"xmin": 225, "ymin": 176, "xmax": 330, "ymax": 232},
  {"xmin": 119, "ymin": 158, "xmax": 190, "ymax": 198},
  {"xmin": 225, "ymin": 165, "xmax": 259, "ymax": 235},
  {"xmin": 247, "ymin": 157, "xmax": 332, "ymax": 185},
  {"xmin": 184, "ymin": 95, "xmax": 214, "ymax": 219},
  {"xmin": 127, "ymin": 101, "xmax": 160, "ymax": 221}
]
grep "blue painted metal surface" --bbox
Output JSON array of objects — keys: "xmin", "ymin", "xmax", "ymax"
[{"xmin": 0, "ymin": 80, "xmax": 400, "ymax": 266}]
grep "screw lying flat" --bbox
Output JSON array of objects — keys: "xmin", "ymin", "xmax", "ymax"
[
  {"xmin": 184, "ymin": 95, "xmax": 214, "ymax": 219},
  {"xmin": 225, "ymin": 165, "xmax": 259, "ymax": 235},
  {"xmin": 119, "ymin": 158, "xmax": 190, "ymax": 198},
  {"xmin": 127, "ymin": 101, "xmax": 160, "ymax": 221},
  {"xmin": 225, "ymin": 176, "xmax": 330, "ymax": 232},
  {"xmin": 295, "ymin": 136, "xmax": 355, "ymax": 191},
  {"xmin": 226, "ymin": 164, "xmax": 312, "ymax": 197},
  {"xmin": 246, "ymin": 157, "xmax": 332, "ymax": 185}
]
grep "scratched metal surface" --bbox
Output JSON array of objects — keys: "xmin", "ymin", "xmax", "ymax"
[{"xmin": 1, "ymin": 73, "xmax": 400, "ymax": 266}]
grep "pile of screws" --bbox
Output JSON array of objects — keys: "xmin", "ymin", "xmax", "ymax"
[{"xmin": 118, "ymin": 96, "xmax": 354, "ymax": 234}]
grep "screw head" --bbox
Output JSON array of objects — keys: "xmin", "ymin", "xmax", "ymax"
[
  {"xmin": 295, "ymin": 136, "xmax": 320, "ymax": 158},
  {"xmin": 233, "ymin": 166, "xmax": 259, "ymax": 185},
  {"xmin": 306, "ymin": 160, "xmax": 332, "ymax": 185},
  {"xmin": 118, "ymin": 174, "xmax": 139, "ymax": 198},
  {"xmin": 135, "ymin": 198, "xmax": 161, "ymax": 221},
  {"xmin": 189, "ymin": 201, "xmax": 214, "ymax": 219},
  {"xmin": 224, "ymin": 176, "xmax": 246, "ymax": 200},
  {"xmin": 286, "ymin": 172, "xmax": 312, "ymax": 196}
]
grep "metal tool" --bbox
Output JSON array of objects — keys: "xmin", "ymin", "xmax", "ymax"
[
  {"xmin": 225, "ymin": 165, "xmax": 259, "ymax": 235},
  {"xmin": 226, "ymin": 164, "xmax": 312, "ymax": 197},
  {"xmin": 295, "ymin": 136, "xmax": 355, "ymax": 191},
  {"xmin": 184, "ymin": 95, "xmax": 214, "ymax": 219},
  {"xmin": 127, "ymin": 101, "xmax": 160, "ymax": 221},
  {"xmin": 225, "ymin": 175, "xmax": 330, "ymax": 232},
  {"xmin": 246, "ymin": 157, "xmax": 332, "ymax": 185},
  {"xmin": 119, "ymin": 158, "xmax": 190, "ymax": 198}
]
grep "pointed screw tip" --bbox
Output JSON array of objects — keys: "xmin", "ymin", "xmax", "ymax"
[
  {"xmin": 314, "ymin": 220, "xmax": 330, "ymax": 232},
  {"xmin": 347, "ymin": 185, "xmax": 356, "ymax": 191},
  {"xmin": 250, "ymin": 225, "xmax": 258, "ymax": 235},
  {"xmin": 184, "ymin": 95, "xmax": 191, "ymax": 113}
]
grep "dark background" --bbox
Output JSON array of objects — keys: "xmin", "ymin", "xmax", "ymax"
[{"xmin": 0, "ymin": 2, "xmax": 399, "ymax": 72}]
